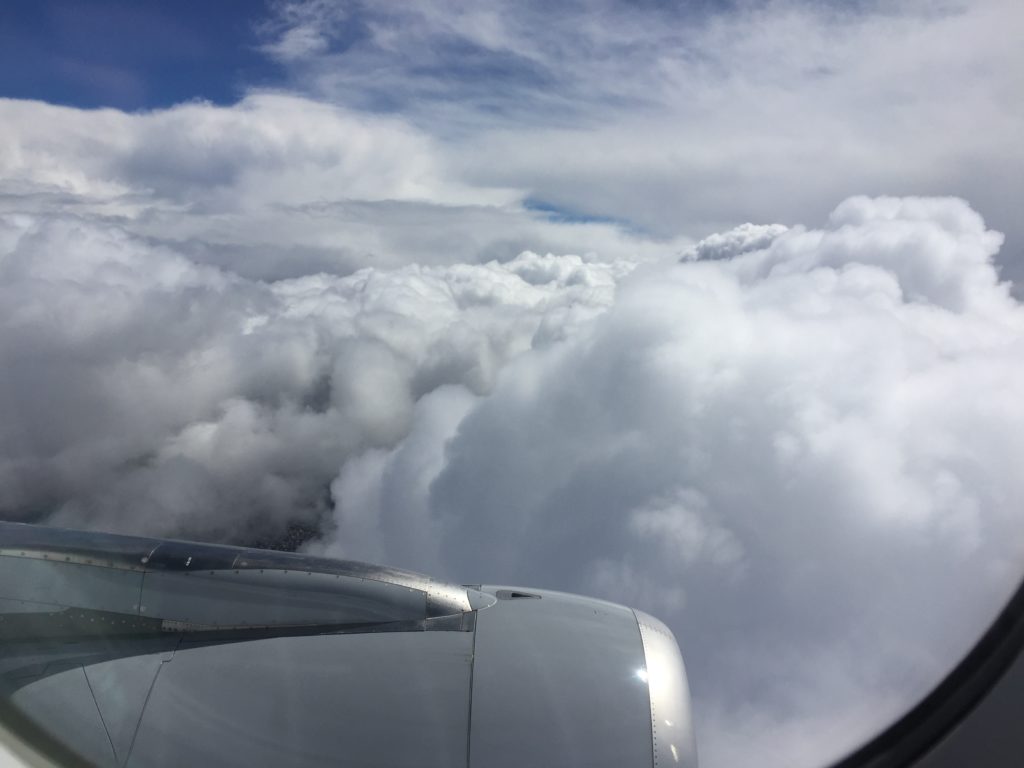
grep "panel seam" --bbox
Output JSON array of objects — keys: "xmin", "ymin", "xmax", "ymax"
[
  {"xmin": 122, "ymin": 637, "xmax": 178, "ymax": 767},
  {"xmin": 81, "ymin": 665, "xmax": 118, "ymax": 767},
  {"xmin": 632, "ymin": 609, "xmax": 657, "ymax": 768},
  {"xmin": 465, "ymin": 611, "xmax": 479, "ymax": 768}
]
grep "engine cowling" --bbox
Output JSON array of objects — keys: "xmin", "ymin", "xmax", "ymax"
[{"xmin": 0, "ymin": 522, "xmax": 696, "ymax": 767}]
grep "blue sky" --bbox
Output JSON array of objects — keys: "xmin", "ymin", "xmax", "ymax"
[
  {"xmin": 0, "ymin": 0, "xmax": 279, "ymax": 109},
  {"xmin": 0, "ymin": 0, "xmax": 736, "ymax": 117}
]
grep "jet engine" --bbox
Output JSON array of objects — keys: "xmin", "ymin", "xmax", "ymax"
[{"xmin": 0, "ymin": 521, "xmax": 696, "ymax": 767}]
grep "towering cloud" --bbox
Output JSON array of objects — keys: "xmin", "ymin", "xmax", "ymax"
[
  {"xmin": 0, "ymin": 205, "xmax": 628, "ymax": 539},
  {"xmin": 2, "ymin": 190, "xmax": 1021, "ymax": 766},
  {"xmin": 322, "ymin": 196, "xmax": 1024, "ymax": 767}
]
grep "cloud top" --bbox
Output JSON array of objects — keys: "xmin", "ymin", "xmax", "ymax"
[
  {"xmin": 4, "ymin": 191, "xmax": 1017, "ymax": 766},
  {"xmin": 319, "ymin": 196, "xmax": 1023, "ymax": 766}
]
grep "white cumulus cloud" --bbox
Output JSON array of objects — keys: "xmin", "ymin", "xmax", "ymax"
[
  {"xmin": 0, "ymin": 206, "xmax": 628, "ymax": 542},
  {"xmin": 0, "ymin": 95, "xmax": 690, "ymax": 281},
  {"xmin": 2, "ymin": 103, "xmax": 1021, "ymax": 764},
  {"xmin": 316, "ymin": 196, "xmax": 1024, "ymax": 767}
]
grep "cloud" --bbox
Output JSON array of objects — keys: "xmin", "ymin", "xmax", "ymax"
[
  {"xmin": 0, "ymin": 94, "xmax": 690, "ymax": 281},
  {"xmin": 0, "ymin": 93, "xmax": 505, "ymax": 208},
  {"xmin": 2, "ymin": 192, "xmax": 1021, "ymax": 766},
  {"xmin": 0, "ymin": 207, "xmax": 626, "ymax": 543},
  {"xmin": 1, "ymin": 1, "xmax": 1021, "ymax": 765},
  {"xmin": 260, "ymin": 0, "xmax": 344, "ymax": 62},
  {"xmin": 316, "ymin": 196, "xmax": 1024, "ymax": 767},
  {"xmin": 260, "ymin": 0, "xmax": 1024, "ymax": 286},
  {"xmin": 685, "ymin": 222, "xmax": 789, "ymax": 262}
]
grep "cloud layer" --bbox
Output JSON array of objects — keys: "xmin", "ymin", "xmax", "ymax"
[
  {"xmin": 260, "ymin": 0, "xmax": 1024, "ymax": 286},
  {"xmin": 0, "ymin": 94, "xmax": 689, "ymax": 282},
  {"xmin": 2, "ymin": 2, "xmax": 1023, "ymax": 766},
  {"xmin": 321, "ymin": 195, "xmax": 1024, "ymax": 765},
  {"xmin": 0, "ymin": 205, "xmax": 627, "ymax": 540},
  {"xmin": 2, "ymin": 189, "xmax": 1022, "ymax": 767}
]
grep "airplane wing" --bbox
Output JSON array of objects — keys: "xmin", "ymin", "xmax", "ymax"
[{"xmin": 0, "ymin": 521, "xmax": 696, "ymax": 768}]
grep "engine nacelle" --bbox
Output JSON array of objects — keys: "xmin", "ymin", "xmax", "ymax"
[{"xmin": 0, "ymin": 522, "xmax": 696, "ymax": 767}]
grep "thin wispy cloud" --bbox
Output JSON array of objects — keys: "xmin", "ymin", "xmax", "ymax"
[{"xmin": 260, "ymin": 0, "xmax": 1024, "ymax": 282}]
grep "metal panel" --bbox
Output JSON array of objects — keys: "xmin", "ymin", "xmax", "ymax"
[
  {"xmin": 126, "ymin": 631, "xmax": 474, "ymax": 768},
  {"xmin": 139, "ymin": 569, "xmax": 426, "ymax": 628},
  {"xmin": 469, "ymin": 587, "xmax": 654, "ymax": 768},
  {"xmin": 0, "ymin": 522, "xmax": 477, "ymax": 622},
  {"xmin": 634, "ymin": 610, "xmax": 697, "ymax": 767},
  {"xmin": 0, "ymin": 598, "xmax": 63, "ymax": 615},
  {"xmin": 0, "ymin": 556, "xmax": 143, "ymax": 615},
  {"xmin": 0, "ymin": 521, "xmax": 156, "ymax": 571}
]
